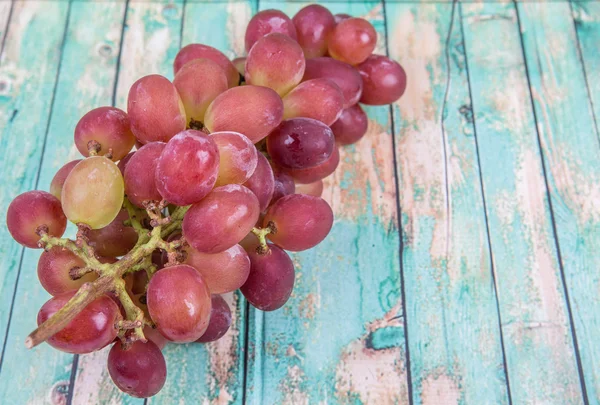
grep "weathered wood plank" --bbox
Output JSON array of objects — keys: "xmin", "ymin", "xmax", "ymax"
[
  {"xmin": 518, "ymin": 2, "xmax": 600, "ymax": 402},
  {"xmin": 461, "ymin": 2, "xmax": 584, "ymax": 403},
  {"xmin": 0, "ymin": 1, "xmax": 13, "ymax": 53},
  {"xmin": 245, "ymin": 2, "xmax": 408, "ymax": 404},
  {"xmin": 387, "ymin": 3, "xmax": 510, "ymax": 404}
]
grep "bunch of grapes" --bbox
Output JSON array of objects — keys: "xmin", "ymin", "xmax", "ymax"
[{"xmin": 5, "ymin": 5, "xmax": 406, "ymax": 398}]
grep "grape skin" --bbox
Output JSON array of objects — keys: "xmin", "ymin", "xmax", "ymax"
[
  {"xmin": 173, "ymin": 44, "xmax": 239, "ymax": 88},
  {"xmin": 357, "ymin": 54, "xmax": 407, "ymax": 105},
  {"xmin": 196, "ymin": 295, "xmax": 232, "ymax": 342},
  {"xmin": 270, "ymin": 168, "xmax": 295, "ymax": 205},
  {"xmin": 292, "ymin": 4, "xmax": 336, "ymax": 59},
  {"xmin": 124, "ymin": 142, "xmax": 165, "ymax": 207},
  {"xmin": 87, "ymin": 209, "xmax": 138, "ymax": 257},
  {"xmin": 328, "ymin": 18, "xmax": 377, "ymax": 65},
  {"xmin": 50, "ymin": 160, "xmax": 82, "ymax": 200},
  {"xmin": 283, "ymin": 145, "xmax": 340, "ymax": 184},
  {"xmin": 210, "ymin": 131, "xmax": 258, "ymax": 187},
  {"xmin": 302, "ymin": 57, "xmax": 363, "ymax": 108},
  {"xmin": 282, "ymin": 78, "xmax": 344, "ymax": 126},
  {"xmin": 37, "ymin": 247, "xmax": 98, "ymax": 296},
  {"xmin": 243, "ymin": 153, "xmax": 275, "ymax": 212},
  {"xmin": 330, "ymin": 104, "xmax": 369, "ymax": 145},
  {"xmin": 295, "ymin": 180, "xmax": 323, "ymax": 197},
  {"xmin": 245, "ymin": 9, "xmax": 297, "ymax": 52}
]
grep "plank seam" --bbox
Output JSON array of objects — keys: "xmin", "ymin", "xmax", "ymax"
[
  {"xmin": 65, "ymin": 354, "xmax": 79, "ymax": 405},
  {"xmin": 514, "ymin": 2, "xmax": 590, "ymax": 403},
  {"xmin": 0, "ymin": 0, "xmax": 14, "ymax": 60},
  {"xmin": 111, "ymin": 0, "xmax": 130, "ymax": 108}
]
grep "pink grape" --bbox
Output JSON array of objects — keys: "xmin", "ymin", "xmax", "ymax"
[
  {"xmin": 124, "ymin": 142, "xmax": 165, "ymax": 207},
  {"xmin": 108, "ymin": 340, "xmax": 166, "ymax": 398},
  {"xmin": 245, "ymin": 9, "xmax": 297, "ymax": 52},
  {"xmin": 127, "ymin": 75, "xmax": 186, "ymax": 144},
  {"xmin": 240, "ymin": 243, "xmax": 295, "ymax": 311},
  {"xmin": 37, "ymin": 292, "xmax": 121, "ymax": 354},
  {"xmin": 50, "ymin": 160, "xmax": 82, "ymax": 200},
  {"xmin": 271, "ymin": 168, "xmax": 295, "ymax": 205},
  {"xmin": 264, "ymin": 194, "xmax": 333, "ymax": 251},
  {"xmin": 267, "ymin": 118, "xmax": 334, "ymax": 170},
  {"xmin": 282, "ymin": 78, "xmax": 344, "ymax": 126},
  {"xmin": 284, "ymin": 145, "xmax": 339, "ymax": 184},
  {"xmin": 117, "ymin": 152, "xmax": 134, "ymax": 175},
  {"xmin": 292, "ymin": 4, "xmax": 336, "ymax": 58},
  {"xmin": 243, "ymin": 153, "xmax": 274, "ymax": 212},
  {"xmin": 357, "ymin": 54, "xmax": 407, "ymax": 105},
  {"xmin": 334, "ymin": 13, "xmax": 351, "ymax": 24},
  {"xmin": 173, "ymin": 58, "xmax": 228, "ymax": 123},
  {"xmin": 37, "ymin": 247, "xmax": 97, "ymax": 296},
  {"xmin": 303, "ymin": 57, "xmax": 363, "ymax": 107},
  {"xmin": 295, "ymin": 180, "xmax": 323, "ymax": 197},
  {"xmin": 183, "ymin": 185, "xmax": 259, "ymax": 254},
  {"xmin": 173, "ymin": 44, "xmax": 239, "ymax": 88},
  {"xmin": 196, "ymin": 295, "xmax": 232, "ymax": 343},
  {"xmin": 7, "ymin": 191, "xmax": 67, "ymax": 248},
  {"xmin": 331, "ymin": 104, "xmax": 369, "ymax": 145},
  {"xmin": 87, "ymin": 209, "xmax": 138, "ymax": 257},
  {"xmin": 245, "ymin": 33, "xmax": 305, "ymax": 96},
  {"xmin": 143, "ymin": 326, "xmax": 168, "ymax": 350},
  {"xmin": 328, "ymin": 18, "xmax": 377, "ymax": 65},
  {"xmin": 210, "ymin": 131, "xmax": 258, "ymax": 187},
  {"xmin": 232, "ymin": 57, "xmax": 246, "ymax": 76},
  {"xmin": 184, "ymin": 244, "xmax": 250, "ymax": 294},
  {"xmin": 74, "ymin": 107, "xmax": 136, "ymax": 161},
  {"xmin": 147, "ymin": 265, "xmax": 212, "ymax": 342},
  {"xmin": 155, "ymin": 130, "xmax": 220, "ymax": 206},
  {"xmin": 204, "ymin": 85, "xmax": 283, "ymax": 143}
]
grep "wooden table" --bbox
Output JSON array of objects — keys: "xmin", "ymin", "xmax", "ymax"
[{"xmin": 0, "ymin": 0, "xmax": 598, "ymax": 403}]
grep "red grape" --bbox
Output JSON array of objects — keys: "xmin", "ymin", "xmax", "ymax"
[
  {"xmin": 204, "ymin": 85, "xmax": 283, "ymax": 143},
  {"xmin": 127, "ymin": 75, "xmax": 186, "ymax": 144},
  {"xmin": 295, "ymin": 180, "xmax": 323, "ymax": 197},
  {"xmin": 283, "ymin": 145, "xmax": 339, "ymax": 184},
  {"xmin": 146, "ymin": 265, "xmax": 211, "ymax": 342},
  {"xmin": 74, "ymin": 107, "xmax": 136, "ymax": 161},
  {"xmin": 328, "ymin": 18, "xmax": 377, "ymax": 65},
  {"xmin": 173, "ymin": 58, "xmax": 228, "ymax": 123},
  {"xmin": 232, "ymin": 57, "xmax": 246, "ymax": 76},
  {"xmin": 271, "ymin": 168, "xmax": 295, "ymax": 204},
  {"xmin": 245, "ymin": 9, "xmax": 297, "ymax": 52},
  {"xmin": 331, "ymin": 104, "xmax": 369, "ymax": 145},
  {"xmin": 303, "ymin": 57, "xmax": 363, "ymax": 108},
  {"xmin": 183, "ymin": 185, "xmax": 259, "ymax": 254},
  {"xmin": 245, "ymin": 33, "xmax": 305, "ymax": 96},
  {"xmin": 37, "ymin": 292, "xmax": 121, "ymax": 354},
  {"xmin": 210, "ymin": 131, "xmax": 257, "ymax": 187},
  {"xmin": 7, "ymin": 191, "xmax": 67, "ymax": 248},
  {"xmin": 87, "ymin": 209, "xmax": 138, "ymax": 257},
  {"xmin": 108, "ymin": 340, "xmax": 166, "ymax": 398},
  {"xmin": 196, "ymin": 295, "xmax": 232, "ymax": 343},
  {"xmin": 264, "ymin": 194, "xmax": 333, "ymax": 251},
  {"xmin": 357, "ymin": 54, "xmax": 407, "ymax": 105},
  {"xmin": 50, "ymin": 160, "xmax": 82, "ymax": 200},
  {"xmin": 334, "ymin": 13, "xmax": 351, "ymax": 24},
  {"xmin": 143, "ymin": 326, "xmax": 168, "ymax": 350},
  {"xmin": 243, "ymin": 153, "xmax": 274, "ymax": 212},
  {"xmin": 282, "ymin": 78, "xmax": 344, "ymax": 126},
  {"xmin": 173, "ymin": 44, "xmax": 239, "ymax": 88},
  {"xmin": 184, "ymin": 244, "xmax": 250, "ymax": 294},
  {"xmin": 124, "ymin": 142, "xmax": 165, "ymax": 207},
  {"xmin": 292, "ymin": 5, "xmax": 336, "ymax": 59},
  {"xmin": 117, "ymin": 152, "xmax": 134, "ymax": 175},
  {"xmin": 131, "ymin": 270, "xmax": 149, "ymax": 295},
  {"xmin": 267, "ymin": 118, "xmax": 334, "ymax": 170},
  {"xmin": 155, "ymin": 130, "xmax": 219, "ymax": 206},
  {"xmin": 240, "ymin": 243, "xmax": 295, "ymax": 311},
  {"xmin": 37, "ymin": 247, "xmax": 97, "ymax": 296}
]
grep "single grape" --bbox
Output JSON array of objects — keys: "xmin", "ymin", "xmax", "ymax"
[
  {"xmin": 74, "ymin": 107, "xmax": 136, "ymax": 161},
  {"xmin": 155, "ymin": 130, "xmax": 220, "ymax": 206},
  {"xmin": 357, "ymin": 54, "xmax": 407, "ymax": 105},
  {"xmin": 240, "ymin": 243, "xmax": 295, "ymax": 311},
  {"xmin": 37, "ymin": 292, "xmax": 121, "ymax": 354},
  {"xmin": 303, "ymin": 57, "xmax": 363, "ymax": 108},
  {"xmin": 245, "ymin": 9, "xmax": 297, "ymax": 52},
  {"xmin": 131, "ymin": 270, "xmax": 149, "ymax": 295},
  {"xmin": 108, "ymin": 340, "xmax": 166, "ymax": 398},
  {"xmin": 210, "ymin": 131, "xmax": 257, "ymax": 187},
  {"xmin": 292, "ymin": 4, "xmax": 336, "ymax": 59},
  {"xmin": 127, "ymin": 75, "xmax": 187, "ymax": 144},
  {"xmin": 267, "ymin": 118, "xmax": 334, "ymax": 170},
  {"xmin": 183, "ymin": 185, "xmax": 259, "ymax": 254},
  {"xmin": 284, "ymin": 145, "xmax": 339, "ymax": 184},
  {"xmin": 173, "ymin": 44, "xmax": 239, "ymax": 88},
  {"xmin": 37, "ymin": 247, "xmax": 97, "ymax": 296},
  {"xmin": 295, "ymin": 180, "xmax": 323, "ymax": 197},
  {"xmin": 61, "ymin": 156, "xmax": 124, "ymax": 229},
  {"xmin": 282, "ymin": 78, "xmax": 344, "ymax": 126},
  {"xmin": 87, "ymin": 209, "xmax": 138, "ymax": 257},
  {"xmin": 331, "ymin": 104, "xmax": 369, "ymax": 145},
  {"xmin": 117, "ymin": 152, "xmax": 135, "ymax": 175},
  {"xmin": 271, "ymin": 168, "xmax": 295, "ymax": 205},
  {"xmin": 196, "ymin": 295, "xmax": 232, "ymax": 342},
  {"xmin": 204, "ymin": 85, "xmax": 283, "ymax": 143},
  {"xmin": 334, "ymin": 13, "xmax": 351, "ymax": 24},
  {"xmin": 243, "ymin": 153, "xmax": 274, "ymax": 212},
  {"xmin": 173, "ymin": 58, "xmax": 228, "ymax": 123},
  {"xmin": 328, "ymin": 18, "xmax": 377, "ymax": 65},
  {"xmin": 184, "ymin": 244, "xmax": 250, "ymax": 294},
  {"xmin": 146, "ymin": 265, "xmax": 212, "ymax": 342},
  {"xmin": 50, "ymin": 160, "xmax": 82, "ymax": 200},
  {"xmin": 7, "ymin": 191, "xmax": 67, "ymax": 248},
  {"xmin": 264, "ymin": 194, "xmax": 333, "ymax": 251},
  {"xmin": 124, "ymin": 142, "xmax": 165, "ymax": 207},
  {"xmin": 245, "ymin": 33, "xmax": 305, "ymax": 96},
  {"xmin": 143, "ymin": 326, "xmax": 168, "ymax": 350},
  {"xmin": 232, "ymin": 57, "xmax": 246, "ymax": 77}
]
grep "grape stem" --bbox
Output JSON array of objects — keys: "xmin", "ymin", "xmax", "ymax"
[{"xmin": 251, "ymin": 221, "xmax": 277, "ymax": 254}]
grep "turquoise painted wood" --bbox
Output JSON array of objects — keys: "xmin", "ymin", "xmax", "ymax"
[{"xmin": 0, "ymin": 1, "xmax": 599, "ymax": 404}]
